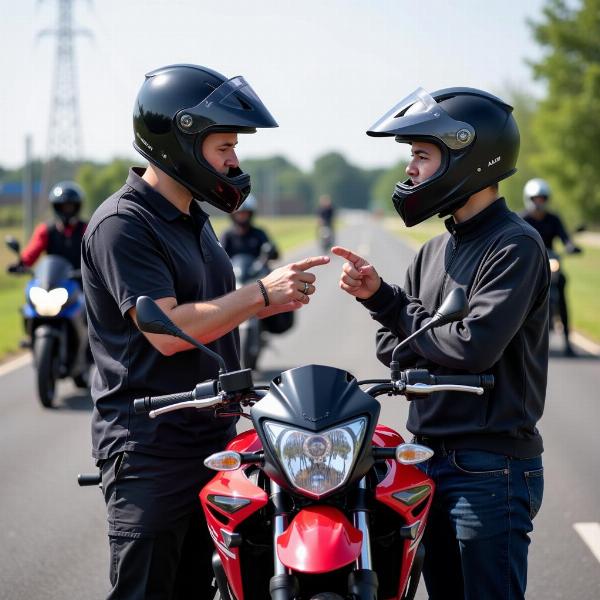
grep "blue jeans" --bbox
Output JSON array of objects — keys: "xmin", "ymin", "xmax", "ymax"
[{"xmin": 417, "ymin": 448, "xmax": 544, "ymax": 600}]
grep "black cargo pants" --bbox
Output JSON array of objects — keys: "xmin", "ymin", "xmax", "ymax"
[{"xmin": 100, "ymin": 451, "xmax": 218, "ymax": 600}]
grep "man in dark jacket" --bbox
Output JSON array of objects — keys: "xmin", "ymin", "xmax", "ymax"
[
  {"xmin": 334, "ymin": 87, "xmax": 549, "ymax": 600},
  {"xmin": 521, "ymin": 177, "xmax": 581, "ymax": 356},
  {"xmin": 220, "ymin": 193, "xmax": 279, "ymax": 261}
]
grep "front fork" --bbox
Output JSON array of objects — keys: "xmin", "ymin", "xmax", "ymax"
[
  {"xmin": 268, "ymin": 478, "xmax": 378, "ymax": 600},
  {"xmin": 348, "ymin": 477, "xmax": 378, "ymax": 599},
  {"xmin": 269, "ymin": 481, "xmax": 299, "ymax": 600}
]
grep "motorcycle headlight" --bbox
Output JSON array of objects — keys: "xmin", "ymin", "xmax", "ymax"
[
  {"xmin": 263, "ymin": 418, "xmax": 367, "ymax": 498},
  {"xmin": 29, "ymin": 286, "xmax": 69, "ymax": 317}
]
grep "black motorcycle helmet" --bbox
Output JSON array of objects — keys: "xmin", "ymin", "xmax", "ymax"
[
  {"xmin": 367, "ymin": 87, "xmax": 520, "ymax": 226},
  {"xmin": 132, "ymin": 64, "xmax": 278, "ymax": 213},
  {"xmin": 49, "ymin": 181, "xmax": 84, "ymax": 226}
]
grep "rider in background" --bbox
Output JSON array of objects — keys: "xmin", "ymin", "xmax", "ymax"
[
  {"xmin": 8, "ymin": 181, "xmax": 87, "ymax": 272},
  {"xmin": 220, "ymin": 194, "xmax": 279, "ymax": 261},
  {"xmin": 316, "ymin": 194, "xmax": 336, "ymax": 250},
  {"xmin": 521, "ymin": 178, "xmax": 581, "ymax": 356}
]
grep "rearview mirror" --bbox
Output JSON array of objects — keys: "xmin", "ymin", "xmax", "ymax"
[
  {"xmin": 390, "ymin": 287, "xmax": 469, "ymax": 380},
  {"xmin": 5, "ymin": 235, "xmax": 20, "ymax": 254},
  {"xmin": 431, "ymin": 287, "xmax": 469, "ymax": 327}
]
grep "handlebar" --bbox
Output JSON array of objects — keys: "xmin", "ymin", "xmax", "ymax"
[
  {"xmin": 402, "ymin": 369, "xmax": 494, "ymax": 390},
  {"xmin": 134, "ymin": 389, "xmax": 196, "ymax": 414},
  {"xmin": 134, "ymin": 369, "xmax": 494, "ymax": 419},
  {"xmin": 133, "ymin": 380, "xmax": 221, "ymax": 415},
  {"xmin": 362, "ymin": 370, "xmax": 494, "ymax": 399}
]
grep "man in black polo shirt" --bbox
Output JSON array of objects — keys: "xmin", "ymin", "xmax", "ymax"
[{"xmin": 82, "ymin": 64, "xmax": 329, "ymax": 600}]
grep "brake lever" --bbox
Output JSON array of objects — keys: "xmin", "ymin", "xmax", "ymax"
[
  {"xmin": 149, "ymin": 395, "xmax": 224, "ymax": 418},
  {"xmin": 403, "ymin": 383, "xmax": 484, "ymax": 395}
]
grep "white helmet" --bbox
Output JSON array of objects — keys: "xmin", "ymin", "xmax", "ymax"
[
  {"xmin": 237, "ymin": 193, "xmax": 257, "ymax": 213},
  {"xmin": 523, "ymin": 178, "xmax": 551, "ymax": 211}
]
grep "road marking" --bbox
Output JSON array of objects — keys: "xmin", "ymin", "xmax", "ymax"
[
  {"xmin": 570, "ymin": 332, "xmax": 600, "ymax": 357},
  {"xmin": 573, "ymin": 522, "xmax": 600, "ymax": 564},
  {"xmin": 0, "ymin": 354, "xmax": 31, "ymax": 378}
]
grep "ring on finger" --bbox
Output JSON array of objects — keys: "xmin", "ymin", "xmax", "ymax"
[{"xmin": 303, "ymin": 281, "xmax": 309, "ymax": 295}]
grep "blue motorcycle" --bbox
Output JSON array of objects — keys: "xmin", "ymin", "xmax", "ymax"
[{"xmin": 5, "ymin": 236, "xmax": 90, "ymax": 407}]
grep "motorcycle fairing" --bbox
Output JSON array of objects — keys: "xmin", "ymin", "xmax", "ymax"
[
  {"xmin": 373, "ymin": 424, "xmax": 434, "ymax": 599},
  {"xmin": 200, "ymin": 430, "xmax": 266, "ymax": 600},
  {"xmin": 276, "ymin": 506, "xmax": 363, "ymax": 574}
]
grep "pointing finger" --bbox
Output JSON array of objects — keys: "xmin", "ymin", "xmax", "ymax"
[
  {"xmin": 293, "ymin": 255, "xmax": 330, "ymax": 272},
  {"xmin": 331, "ymin": 246, "xmax": 366, "ymax": 267}
]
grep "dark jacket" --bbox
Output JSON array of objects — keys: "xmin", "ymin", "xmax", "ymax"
[
  {"xmin": 362, "ymin": 199, "xmax": 550, "ymax": 458},
  {"xmin": 220, "ymin": 225, "xmax": 279, "ymax": 260},
  {"xmin": 520, "ymin": 210, "xmax": 570, "ymax": 250}
]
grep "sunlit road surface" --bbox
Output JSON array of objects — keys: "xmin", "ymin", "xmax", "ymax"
[{"xmin": 1, "ymin": 212, "xmax": 598, "ymax": 599}]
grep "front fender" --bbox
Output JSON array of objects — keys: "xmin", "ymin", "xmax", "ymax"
[
  {"xmin": 276, "ymin": 506, "xmax": 362, "ymax": 574},
  {"xmin": 34, "ymin": 324, "xmax": 61, "ymax": 339}
]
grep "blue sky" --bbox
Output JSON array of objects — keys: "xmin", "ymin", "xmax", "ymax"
[{"xmin": 1, "ymin": 0, "xmax": 548, "ymax": 171}]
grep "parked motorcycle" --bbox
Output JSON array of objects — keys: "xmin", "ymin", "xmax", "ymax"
[
  {"xmin": 231, "ymin": 242, "xmax": 293, "ymax": 370},
  {"xmin": 5, "ymin": 236, "xmax": 90, "ymax": 407},
  {"xmin": 116, "ymin": 289, "xmax": 492, "ymax": 599}
]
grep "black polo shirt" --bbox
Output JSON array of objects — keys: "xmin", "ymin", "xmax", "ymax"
[{"xmin": 82, "ymin": 168, "xmax": 239, "ymax": 460}]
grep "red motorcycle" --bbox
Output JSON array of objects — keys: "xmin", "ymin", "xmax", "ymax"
[{"xmin": 98, "ymin": 290, "xmax": 492, "ymax": 600}]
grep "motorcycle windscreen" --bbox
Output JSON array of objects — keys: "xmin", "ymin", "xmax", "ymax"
[
  {"xmin": 34, "ymin": 255, "xmax": 74, "ymax": 290},
  {"xmin": 276, "ymin": 506, "xmax": 362, "ymax": 573}
]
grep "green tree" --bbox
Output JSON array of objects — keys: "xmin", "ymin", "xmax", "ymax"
[
  {"xmin": 529, "ymin": 0, "xmax": 600, "ymax": 224},
  {"xmin": 371, "ymin": 160, "xmax": 407, "ymax": 214},
  {"xmin": 312, "ymin": 152, "xmax": 370, "ymax": 210},
  {"xmin": 497, "ymin": 86, "xmax": 540, "ymax": 212},
  {"xmin": 76, "ymin": 159, "xmax": 132, "ymax": 215},
  {"xmin": 243, "ymin": 156, "xmax": 313, "ymax": 214}
]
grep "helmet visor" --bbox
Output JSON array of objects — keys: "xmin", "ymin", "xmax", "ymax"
[
  {"xmin": 367, "ymin": 87, "xmax": 475, "ymax": 150},
  {"xmin": 177, "ymin": 76, "xmax": 278, "ymax": 134}
]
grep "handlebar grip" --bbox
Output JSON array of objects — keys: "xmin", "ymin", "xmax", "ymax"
[
  {"xmin": 133, "ymin": 389, "xmax": 195, "ymax": 414},
  {"xmin": 78, "ymin": 473, "xmax": 102, "ymax": 486},
  {"xmin": 431, "ymin": 374, "xmax": 494, "ymax": 390},
  {"xmin": 402, "ymin": 369, "xmax": 494, "ymax": 390}
]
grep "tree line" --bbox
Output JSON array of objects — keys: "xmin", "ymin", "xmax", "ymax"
[{"xmin": 2, "ymin": 0, "xmax": 598, "ymax": 228}]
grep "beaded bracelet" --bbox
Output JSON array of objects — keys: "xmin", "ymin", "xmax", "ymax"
[{"xmin": 256, "ymin": 279, "xmax": 270, "ymax": 307}]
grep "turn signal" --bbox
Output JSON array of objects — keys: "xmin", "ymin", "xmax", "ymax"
[
  {"xmin": 204, "ymin": 451, "xmax": 242, "ymax": 471},
  {"xmin": 395, "ymin": 443, "xmax": 434, "ymax": 465}
]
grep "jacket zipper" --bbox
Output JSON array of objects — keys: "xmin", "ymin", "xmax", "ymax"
[{"xmin": 438, "ymin": 233, "xmax": 461, "ymax": 308}]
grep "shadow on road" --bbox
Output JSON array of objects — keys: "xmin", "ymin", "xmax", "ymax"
[
  {"xmin": 548, "ymin": 348, "xmax": 599, "ymax": 361},
  {"xmin": 55, "ymin": 390, "xmax": 93, "ymax": 411}
]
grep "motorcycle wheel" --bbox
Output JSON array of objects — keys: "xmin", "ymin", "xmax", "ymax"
[
  {"xmin": 73, "ymin": 373, "xmax": 88, "ymax": 389},
  {"xmin": 34, "ymin": 336, "xmax": 59, "ymax": 408},
  {"xmin": 241, "ymin": 322, "xmax": 261, "ymax": 371}
]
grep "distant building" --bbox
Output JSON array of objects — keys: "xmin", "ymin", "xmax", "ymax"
[{"xmin": 0, "ymin": 182, "xmax": 43, "ymax": 207}]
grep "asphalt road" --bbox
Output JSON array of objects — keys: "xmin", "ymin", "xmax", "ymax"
[{"xmin": 0, "ymin": 213, "xmax": 598, "ymax": 599}]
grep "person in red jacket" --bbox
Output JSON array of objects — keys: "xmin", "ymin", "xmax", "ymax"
[{"xmin": 9, "ymin": 181, "xmax": 87, "ymax": 272}]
